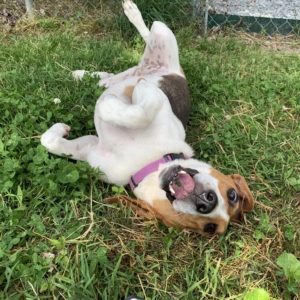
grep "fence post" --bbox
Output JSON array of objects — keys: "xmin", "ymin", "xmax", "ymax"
[
  {"xmin": 204, "ymin": 0, "xmax": 208, "ymax": 35},
  {"xmin": 193, "ymin": 0, "xmax": 208, "ymax": 35},
  {"xmin": 25, "ymin": 0, "xmax": 34, "ymax": 18}
]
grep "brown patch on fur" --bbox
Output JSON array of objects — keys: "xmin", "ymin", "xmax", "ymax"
[
  {"xmin": 210, "ymin": 169, "xmax": 255, "ymax": 221},
  {"xmin": 123, "ymin": 85, "xmax": 135, "ymax": 103},
  {"xmin": 159, "ymin": 74, "xmax": 190, "ymax": 128}
]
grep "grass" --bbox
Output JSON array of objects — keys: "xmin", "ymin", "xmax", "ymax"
[{"xmin": 1, "ymin": 1, "xmax": 300, "ymax": 299}]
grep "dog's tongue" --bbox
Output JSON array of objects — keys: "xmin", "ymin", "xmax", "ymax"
[{"xmin": 171, "ymin": 172, "xmax": 195, "ymax": 199}]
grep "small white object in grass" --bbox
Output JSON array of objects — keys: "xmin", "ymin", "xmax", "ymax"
[
  {"xmin": 53, "ymin": 98, "xmax": 61, "ymax": 104},
  {"xmin": 42, "ymin": 252, "xmax": 55, "ymax": 259}
]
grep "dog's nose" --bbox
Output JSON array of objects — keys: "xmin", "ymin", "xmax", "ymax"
[{"xmin": 195, "ymin": 190, "xmax": 218, "ymax": 214}]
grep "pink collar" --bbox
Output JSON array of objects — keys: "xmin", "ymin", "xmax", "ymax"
[{"xmin": 129, "ymin": 153, "xmax": 185, "ymax": 190}]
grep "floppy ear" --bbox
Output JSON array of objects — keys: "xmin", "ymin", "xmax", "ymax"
[{"xmin": 231, "ymin": 174, "xmax": 255, "ymax": 212}]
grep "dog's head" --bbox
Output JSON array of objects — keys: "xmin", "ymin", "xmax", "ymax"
[{"xmin": 134, "ymin": 159, "xmax": 254, "ymax": 235}]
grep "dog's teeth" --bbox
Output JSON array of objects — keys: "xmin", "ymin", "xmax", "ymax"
[
  {"xmin": 178, "ymin": 170, "xmax": 187, "ymax": 174},
  {"xmin": 169, "ymin": 184, "xmax": 175, "ymax": 195}
]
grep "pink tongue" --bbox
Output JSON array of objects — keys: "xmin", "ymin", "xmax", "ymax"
[{"xmin": 171, "ymin": 173, "xmax": 195, "ymax": 199}]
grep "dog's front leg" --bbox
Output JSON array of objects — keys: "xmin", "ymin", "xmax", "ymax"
[
  {"xmin": 41, "ymin": 123, "xmax": 98, "ymax": 160},
  {"xmin": 72, "ymin": 70, "xmax": 114, "ymax": 83},
  {"xmin": 72, "ymin": 67, "xmax": 141, "ymax": 89},
  {"xmin": 96, "ymin": 80, "xmax": 166, "ymax": 129}
]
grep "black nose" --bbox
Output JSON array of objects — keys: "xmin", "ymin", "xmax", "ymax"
[{"xmin": 195, "ymin": 190, "xmax": 218, "ymax": 214}]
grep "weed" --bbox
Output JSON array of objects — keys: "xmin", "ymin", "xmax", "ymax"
[{"xmin": 276, "ymin": 252, "xmax": 300, "ymax": 298}]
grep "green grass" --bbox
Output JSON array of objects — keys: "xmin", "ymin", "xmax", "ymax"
[{"xmin": 1, "ymin": 1, "xmax": 300, "ymax": 299}]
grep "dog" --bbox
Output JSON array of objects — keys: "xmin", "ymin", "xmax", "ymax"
[{"xmin": 41, "ymin": 0, "xmax": 254, "ymax": 235}]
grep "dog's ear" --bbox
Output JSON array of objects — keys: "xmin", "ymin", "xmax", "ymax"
[{"xmin": 231, "ymin": 174, "xmax": 255, "ymax": 214}]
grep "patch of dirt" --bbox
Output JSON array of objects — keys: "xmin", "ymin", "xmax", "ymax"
[
  {"xmin": 236, "ymin": 31, "xmax": 300, "ymax": 54},
  {"xmin": 0, "ymin": 9, "xmax": 18, "ymax": 30},
  {"xmin": 208, "ymin": 28, "xmax": 300, "ymax": 54},
  {"xmin": 0, "ymin": 1, "xmax": 23, "ymax": 29}
]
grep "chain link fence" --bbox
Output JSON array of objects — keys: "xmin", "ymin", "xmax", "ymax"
[{"xmin": 194, "ymin": 0, "xmax": 300, "ymax": 35}]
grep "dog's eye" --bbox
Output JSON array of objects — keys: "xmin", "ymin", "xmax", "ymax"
[
  {"xmin": 227, "ymin": 188, "xmax": 238, "ymax": 204},
  {"xmin": 203, "ymin": 223, "xmax": 217, "ymax": 234}
]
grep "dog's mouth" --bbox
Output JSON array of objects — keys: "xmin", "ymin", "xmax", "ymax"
[{"xmin": 161, "ymin": 166, "xmax": 198, "ymax": 201}]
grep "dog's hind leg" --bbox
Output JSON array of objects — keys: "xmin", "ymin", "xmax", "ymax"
[
  {"xmin": 75, "ymin": 1, "xmax": 181, "ymax": 88},
  {"xmin": 122, "ymin": 0, "xmax": 151, "ymax": 43},
  {"xmin": 97, "ymin": 21, "xmax": 181, "ymax": 87},
  {"xmin": 123, "ymin": 1, "xmax": 180, "ymax": 73},
  {"xmin": 89, "ymin": 0, "xmax": 151, "ymax": 88},
  {"xmin": 139, "ymin": 21, "xmax": 181, "ymax": 74},
  {"xmin": 41, "ymin": 123, "xmax": 98, "ymax": 161},
  {"xmin": 96, "ymin": 79, "xmax": 166, "ymax": 129}
]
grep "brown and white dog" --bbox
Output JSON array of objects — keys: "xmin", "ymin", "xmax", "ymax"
[{"xmin": 41, "ymin": 0, "xmax": 254, "ymax": 235}]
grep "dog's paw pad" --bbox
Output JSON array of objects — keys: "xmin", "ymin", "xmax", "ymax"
[
  {"xmin": 122, "ymin": 0, "xmax": 143, "ymax": 23},
  {"xmin": 72, "ymin": 70, "xmax": 86, "ymax": 81}
]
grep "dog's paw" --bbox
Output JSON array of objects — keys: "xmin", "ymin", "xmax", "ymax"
[
  {"xmin": 41, "ymin": 123, "xmax": 70, "ymax": 154},
  {"xmin": 72, "ymin": 70, "xmax": 86, "ymax": 81},
  {"xmin": 122, "ymin": 0, "xmax": 143, "ymax": 25},
  {"xmin": 90, "ymin": 71, "xmax": 113, "ymax": 79},
  {"xmin": 48, "ymin": 123, "xmax": 71, "ymax": 137}
]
